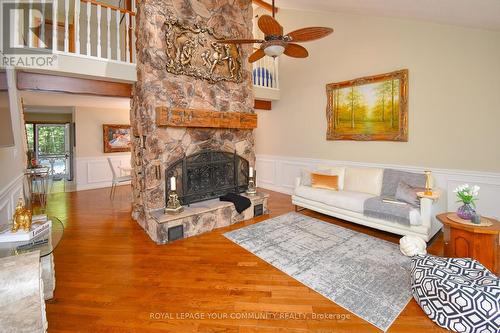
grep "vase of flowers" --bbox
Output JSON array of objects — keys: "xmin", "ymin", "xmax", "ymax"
[{"xmin": 454, "ymin": 184, "xmax": 479, "ymax": 220}]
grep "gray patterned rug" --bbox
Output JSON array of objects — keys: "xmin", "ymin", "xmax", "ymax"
[{"xmin": 224, "ymin": 212, "xmax": 412, "ymax": 332}]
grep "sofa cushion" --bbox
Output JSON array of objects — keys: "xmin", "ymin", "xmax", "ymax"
[
  {"xmin": 381, "ymin": 169, "xmax": 426, "ymax": 197},
  {"xmin": 300, "ymin": 168, "xmax": 332, "ymax": 186},
  {"xmin": 343, "ymin": 167, "xmax": 384, "ymax": 196},
  {"xmin": 317, "ymin": 165, "xmax": 346, "ymax": 190},
  {"xmin": 395, "ymin": 181, "xmax": 425, "ymax": 207},
  {"xmin": 311, "ymin": 173, "xmax": 339, "ymax": 191},
  {"xmin": 294, "ymin": 186, "xmax": 375, "ymax": 213},
  {"xmin": 364, "ymin": 196, "xmax": 421, "ymax": 226}
]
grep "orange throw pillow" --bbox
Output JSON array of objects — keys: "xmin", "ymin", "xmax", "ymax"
[{"xmin": 311, "ymin": 173, "xmax": 339, "ymax": 191}]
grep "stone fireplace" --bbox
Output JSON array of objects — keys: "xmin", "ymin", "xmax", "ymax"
[{"xmin": 131, "ymin": 0, "xmax": 267, "ymax": 243}]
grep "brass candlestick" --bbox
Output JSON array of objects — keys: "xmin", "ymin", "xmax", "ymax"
[
  {"xmin": 165, "ymin": 191, "xmax": 184, "ymax": 214},
  {"xmin": 424, "ymin": 171, "xmax": 433, "ymax": 196},
  {"xmin": 246, "ymin": 170, "xmax": 257, "ymax": 195}
]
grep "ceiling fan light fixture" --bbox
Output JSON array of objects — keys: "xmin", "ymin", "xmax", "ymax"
[{"xmin": 263, "ymin": 44, "xmax": 285, "ymax": 57}]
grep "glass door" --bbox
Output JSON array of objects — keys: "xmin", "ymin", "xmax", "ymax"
[{"xmin": 34, "ymin": 124, "xmax": 70, "ymax": 180}]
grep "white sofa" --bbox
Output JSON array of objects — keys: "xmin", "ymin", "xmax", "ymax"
[{"xmin": 292, "ymin": 166, "xmax": 444, "ymax": 242}]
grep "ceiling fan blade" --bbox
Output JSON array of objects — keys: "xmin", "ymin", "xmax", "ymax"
[
  {"xmin": 248, "ymin": 49, "xmax": 265, "ymax": 63},
  {"xmin": 258, "ymin": 15, "xmax": 283, "ymax": 36},
  {"xmin": 286, "ymin": 27, "xmax": 333, "ymax": 42},
  {"xmin": 284, "ymin": 43, "xmax": 309, "ymax": 58},
  {"xmin": 218, "ymin": 39, "xmax": 264, "ymax": 44}
]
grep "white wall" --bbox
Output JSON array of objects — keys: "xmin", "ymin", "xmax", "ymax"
[
  {"xmin": 255, "ymin": 9, "xmax": 500, "ymax": 173},
  {"xmin": 0, "ymin": 70, "xmax": 27, "ymax": 225},
  {"xmin": 255, "ymin": 9, "xmax": 500, "ymax": 217},
  {"xmin": 73, "ymin": 106, "xmax": 131, "ymax": 190}
]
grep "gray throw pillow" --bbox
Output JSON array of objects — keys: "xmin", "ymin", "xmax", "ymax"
[
  {"xmin": 301, "ymin": 169, "xmax": 331, "ymax": 186},
  {"xmin": 395, "ymin": 181, "xmax": 425, "ymax": 207}
]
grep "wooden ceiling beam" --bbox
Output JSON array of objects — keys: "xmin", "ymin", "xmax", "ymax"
[
  {"xmin": 16, "ymin": 72, "xmax": 132, "ymax": 98},
  {"xmin": 254, "ymin": 99, "xmax": 271, "ymax": 110},
  {"xmin": 252, "ymin": 0, "xmax": 278, "ymax": 14}
]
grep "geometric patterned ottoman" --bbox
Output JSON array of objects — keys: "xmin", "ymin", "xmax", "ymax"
[{"xmin": 411, "ymin": 255, "xmax": 500, "ymax": 333}]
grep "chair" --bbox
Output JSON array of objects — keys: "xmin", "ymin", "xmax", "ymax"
[{"xmin": 107, "ymin": 158, "xmax": 132, "ymax": 199}]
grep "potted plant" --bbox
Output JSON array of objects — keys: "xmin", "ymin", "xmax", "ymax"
[{"xmin": 453, "ymin": 184, "xmax": 479, "ymax": 220}]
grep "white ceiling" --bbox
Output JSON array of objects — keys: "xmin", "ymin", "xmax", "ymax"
[
  {"xmin": 21, "ymin": 91, "xmax": 130, "ymax": 109},
  {"xmin": 278, "ymin": 0, "xmax": 500, "ymax": 31}
]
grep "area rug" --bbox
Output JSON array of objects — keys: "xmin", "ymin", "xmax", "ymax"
[{"xmin": 224, "ymin": 212, "xmax": 412, "ymax": 332}]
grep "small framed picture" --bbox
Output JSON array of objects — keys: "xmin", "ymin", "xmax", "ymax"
[{"xmin": 103, "ymin": 124, "xmax": 131, "ymax": 153}]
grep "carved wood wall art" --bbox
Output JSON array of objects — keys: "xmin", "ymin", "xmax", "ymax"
[
  {"xmin": 164, "ymin": 17, "xmax": 243, "ymax": 83},
  {"xmin": 156, "ymin": 107, "xmax": 257, "ymax": 129},
  {"xmin": 326, "ymin": 69, "xmax": 409, "ymax": 142}
]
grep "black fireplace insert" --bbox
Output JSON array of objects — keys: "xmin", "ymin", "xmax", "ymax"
[{"xmin": 165, "ymin": 150, "xmax": 249, "ymax": 205}]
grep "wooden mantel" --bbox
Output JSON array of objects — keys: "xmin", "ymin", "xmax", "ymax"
[{"xmin": 156, "ymin": 107, "xmax": 257, "ymax": 129}]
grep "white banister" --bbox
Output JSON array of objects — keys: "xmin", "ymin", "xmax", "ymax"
[
  {"xmin": 24, "ymin": 0, "xmax": 138, "ymax": 65},
  {"xmin": 106, "ymin": 8, "xmax": 111, "ymax": 59},
  {"xmin": 116, "ymin": 10, "xmax": 121, "ymax": 61},
  {"xmin": 275, "ymin": 57, "xmax": 279, "ymax": 89},
  {"xmin": 125, "ymin": 13, "xmax": 130, "ymax": 62},
  {"xmin": 64, "ymin": 0, "xmax": 69, "ymax": 52},
  {"xmin": 28, "ymin": 0, "xmax": 33, "ymax": 48},
  {"xmin": 40, "ymin": 1, "xmax": 45, "ymax": 47},
  {"xmin": 52, "ymin": 0, "xmax": 58, "ymax": 51},
  {"xmin": 96, "ymin": 4, "xmax": 101, "ymax": 58},
  {"xmin": 86, "ymin": 1, "xmax": 91, "ymax": 56},
  {"xmin": 74, "ymin": 0, "xmax": 80, "ymax": 54}
]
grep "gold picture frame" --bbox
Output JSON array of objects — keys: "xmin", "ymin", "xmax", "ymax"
[
  {"xmin": 326, "ymin": 69, "xmax": 408, "ymax": 141},
  {"xmin": 103, "ymin": 124, "xmax": 131, "ymax": 153}
]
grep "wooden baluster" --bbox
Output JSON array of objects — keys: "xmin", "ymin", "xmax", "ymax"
[
  {"xmin": 275, "ymin": 57, "xmax": 279, "ymax": 89},
  {"xmin": 64, "ymin": 0, "xmax": 69, "ymax": 52},
  {"xmin": 52, "ymin": 0, "xmax": 58, "ymax": 51},
  {"xmin": 96, "ymin": 4, "xmax": 101, "ymax": 58},
  {"xmin": 86, "ymin": 1, "xmax": 91, "ymax": 56},
  {"xmin": 74, "ymin": 0, "xmax": 80, "ymax": 54},
  {"xmin": 40, "ymin": 1, "xmax": 45, "ymax": 48},
  {"xmin": 265, "ymin": 57, "xmax": 269, "ymax": 87},
  {"xmin": 106, "ymin": 8, "xmax": 111, "ymax": 59},
  {"xmin": 28, "ymin": 0, "xmax": 33, "ymax": 48},
  {"xmin": 116, "ymin": 10, "xmax": 121, "ymax": 61},
  {"xmin": 125, "ymin": 13, "xmax": 130, "ymax": 62}
]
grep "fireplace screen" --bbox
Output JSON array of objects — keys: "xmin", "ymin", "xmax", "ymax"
[{"xmin": 165, "ymin": 150, "xmax": 249, "ymax": 205}]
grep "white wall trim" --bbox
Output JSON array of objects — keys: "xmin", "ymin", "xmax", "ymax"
[
  {"xmin": 75, "ymin": 154, "xmax": 131, "ymax": 191},
  {"xmin": 256, "ymin": 154, "xmax": 500, "ymax": 218},
  {"xmin": 0, "ymin": 173, "xmax": 24, "ymax": 225}
]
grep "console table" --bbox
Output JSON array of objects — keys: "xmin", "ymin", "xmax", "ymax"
[
  {"xmin": 0, "ymin": 217, "xmax": 64, "ymax": 299},
  {"xmin": 437, "ymin": 213, "xmax": 500, "ymax": 275}
]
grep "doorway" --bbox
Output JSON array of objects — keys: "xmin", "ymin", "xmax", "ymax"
[{"xmin": 25, "ymin": 123, "xmax": 74, "ymax": 191}]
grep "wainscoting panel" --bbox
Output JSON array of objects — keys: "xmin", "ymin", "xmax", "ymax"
[
  {"xmin": 76, "ymin": 154, "xmax": 131, "ymax": 191},
  {"xmin": 256, "ymin": 154, "xmax": 500, "ymax": 218},
  {"xmin": 0, "ymin": 174, "xmax": 24, "ymax": 225}
]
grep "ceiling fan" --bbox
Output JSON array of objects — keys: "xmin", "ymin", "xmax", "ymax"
[{"xmin": 219, "ymin": 0, "xmax": 333, "ymax": 63}]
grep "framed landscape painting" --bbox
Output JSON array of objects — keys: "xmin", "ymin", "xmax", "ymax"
[
  {"xmin": 103, "ymin": 124, "xmax": 131, "ymax": 153},
  {"xmin": 326, "ymin": 69, "xmax": 408, "ymax": 141}
]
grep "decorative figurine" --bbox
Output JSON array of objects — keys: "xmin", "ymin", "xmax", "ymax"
[
  {"xmin": 165, "ymin": 176, "xmax": 183, "ymax": 214},
  {"xmin": 246, "ymin": 167, "xmax": 257, "ymax": 195},
  {"xmin": 12, "ymin": 198, "xmax": 32, "ymax": 232}
]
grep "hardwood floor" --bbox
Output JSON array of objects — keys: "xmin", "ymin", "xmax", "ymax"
[{"xmin": 45, "ymin": 186, "xmax": 447, "ymax": 332}]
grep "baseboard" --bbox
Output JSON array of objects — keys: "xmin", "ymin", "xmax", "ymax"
[{"xmin": 256, "ymin": 154, "xmax": 500, "ymax": 218}]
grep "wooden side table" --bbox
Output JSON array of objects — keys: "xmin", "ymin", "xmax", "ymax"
[{"xmin": 437, "ymin": 213, "xmax": 500, "ymax": 275}]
